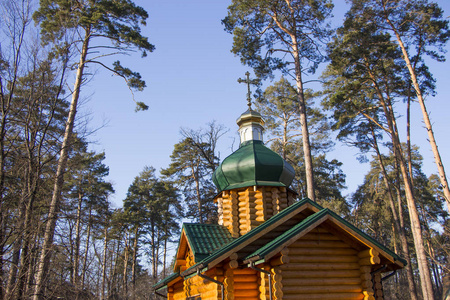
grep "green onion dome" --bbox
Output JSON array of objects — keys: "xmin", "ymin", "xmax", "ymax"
[{"xmin": 212, "ymin": 109, "xmax": 295, "ymax": 192}]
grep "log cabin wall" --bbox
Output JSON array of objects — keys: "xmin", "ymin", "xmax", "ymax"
[
  {"xmin": 171, "ymin": 281, "xmax": 184, "ymax": 300},
  {"xmin": 279, "ymin": 225, "xmax": 367, "ymax": 300},
  {"xmin": 217, "ymin": 190, "xmax": 240, "ymax": 238},
  {"xmin": 233, "ymin": 268, "xmax": 259, "ymax": 300},
  {"xmin": 373, "ymin": 272, "xmax": 384, "ymax": 300},
  {"xmin": 215, "ymin": 186, "xmax": 296, "ymax": 238},
  {"xmin": 181, "ymin": 270, "xmax": 220, "ymax": 300}
]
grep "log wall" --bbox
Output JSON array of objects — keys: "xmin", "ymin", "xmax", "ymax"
[
  {"xmin": 215, "ymin": 186, "xmax": 296, "ymax": 237},
  {"xmin": 279, "ymin": 226, "xmax": 366, "ymax": 300},
  {"xmin": 233, "ymin": 268, "xmax": 259, "ymax": 300}
]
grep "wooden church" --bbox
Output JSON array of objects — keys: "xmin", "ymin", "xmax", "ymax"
[{"xmin": 153, "ymin": 102, "xmax": 405, "ymax": 300}]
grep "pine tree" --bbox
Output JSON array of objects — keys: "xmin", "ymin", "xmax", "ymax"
[
  {"xmin": 31, "ymin": 1, "xmax": 154, "ymax": 297},
  {"xmin": 322, "ymin": 11, "xmax": 434, "ymax": 298},
  {"xmin": 223, "ymin": 0, "xmax": 334, "ymax": 201}
]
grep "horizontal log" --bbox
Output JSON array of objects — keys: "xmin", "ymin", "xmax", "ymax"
[
  {"xmin": 229, "ymin": 260, "xmax": 238, "ymax": 269},
  {"xmin": 281, "ymin": 269, "xmax": 361, "ymax": 278},
  {"xmin": 228, "ymin": 253, "xmax": 238, "ymax": 261},
  {"xmin": 234, "ymin": 268, "xmax": 257, "ymax": 275},
  {"xmin": 283, "ymin": 293, "xmax": 364, "ymax": 300},
  {"xmin": 361, "ymin": 273, "xmax": 372, "ymax": 281},
  {"xmin": 239, "ymin": 201, "xmax": 254, "ymax": 208},
  {"xmin": 282, "ymin": 277, "xmax": 362, "ymax": 286},
  {"xmin": 290, "ymin": 240, "xmax": 352, "ymax": 248},
  {"xmin": 361, "ymin": 280, "xmax": 373, "ymax": 289},
  {"xmin": 283, "ymin": 284, "xmax": 363, "ymax": 294},
  {"xmin": 234, "ymin": 297, "xmax": 259, "ymax": 300},
  {"xmin": 239, "ymin": 224, "xmax": 249, "ymax": 231},
  {"xmin": 234, "ymin": 275, "xmax": 258, "ymax": 282},
  {"xmin": 270, "ymin": 255, "xmax": 290, "ymax": 266},
  {"xmin": 249, "ymin": 220, "xmax": 260, "ymax": 226},
  {"xmin": 280, "ymin": 262, "xmax": 360, "ymax": 270},
  {"xmin": 234, "ymin": 289, "xmax": 259, "ymax": 297},
  {"xmin": 359, "ymin": 256, "xmax": 380, "ymax": 266},
  {"xmin": 198, "ymin": 289, "xmax": 218, "ymax": 299},
  {"xmin": 249, "ymin": 197, "xmax": 263, "ymax": 202},
  {"xmin": 373, "ymin": 274, "xmax": 382, "ymax": 283},
  {"xmin": 274, "ymin": 289, "xmax": 283, "ymax": 299},
  {"xmin": 234, "ymin": 282, "xmax": 258, "ymax": 290},
  {"xmin": 299, "ymin": 233, "xmax": 342, "ymax": 241},
  {"xmin": 290, "ymin": 255, "xmax": 358, "ymax": 263},
  {"xmin": 222, "ymin": 210, "xmax": 238, "ymax": 216},
  {"xmin": 358, "ymin": 248, "xmax": 379, "ymax": 259},
  {"xmin": 289, "ymin": 247, "xmax": 357, "ymax": 256}
]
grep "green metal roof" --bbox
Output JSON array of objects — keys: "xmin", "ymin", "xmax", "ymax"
[
  {"xmin": 153, "ymin": 272, "xmax": 180, "ymax": 291},
  {"xmin": 212, "ymin": 140, "xmax": 295, "ymax": 192},
  {"xmin": 244, "ymin": 207, "xmax": 407, "ymax": 267},
  {"xmin": 182, "ymin": 223, "xmax": 235, "ymax": 261},
  {"xmin": 181, "ymin": 198, "xmax": 321, "ymax": 277},
  {"xmin": 155, "ymin": 198, "xmax": 406, "ymax": 291}
]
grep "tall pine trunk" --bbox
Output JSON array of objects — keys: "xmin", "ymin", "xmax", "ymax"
[
  {"xmin": 32, "ymin": 27, "xmax": 91, "ymax": 300},
  {"xmin": 387, "ymin": 19, "xmax": 450, "ymax": 213},
  {"xmin": 81, "ymin": 208, "xmax": 92, "ymax": 288},
  {"xmin": 101, "ymin": 226, "xmax": 108, "ymax": 300},
  {"xmin": 371, "ymin": 127, "xmax": 418, "ymax": 299},
  {"xmin": 131, "ymin": 227, "xmax": 139, "ymax": 299},
  {"xmin": 384, "ymin": 99, "xmax": 434, "ymax": 300},
  {"xmin": 365, "ymin": 59, "xmax": 434, "ymax": 300},
  {"xmin": 292, "ymin": 40, "xmax": 315, "ymax": 201},
  {"xmin": 73, "ymin": 193, "xmax": 83, "ymax": 291},
  {"xmin": 123, "ymin": 232, "xmax": 130, "ymax": 299}
]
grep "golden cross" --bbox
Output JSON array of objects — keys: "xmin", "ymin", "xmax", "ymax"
[{"xmin": 237, "ymin": 71, "xmax": 258, "ymax": 109}]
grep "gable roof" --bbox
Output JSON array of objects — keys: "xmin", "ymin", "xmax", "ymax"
[
  {"xmin": 182, "ymin": 223, "xmax": 235, "ymax": 261},
  {"xmin": 155, "ymin": 224, "xmax": 234, "ymax": 291},
  {"xmin": 154, "ymin": 198, "xmax": 406, "ymax": 291},
  {"xmin": 181, "ymin": 198, "xmax": 322, "ymax": 277},
  {"xmin": 243, "ymin": 208, "xmax": 407, "ymax": 269}
]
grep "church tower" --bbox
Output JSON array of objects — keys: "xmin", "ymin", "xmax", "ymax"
[
  {"xmin": 155, "ymin": 73, "xmax": 406, "ymax": 300},
  {"xmin": 212, "ymin": 106, "xmax": 296, "ymax": 238}
]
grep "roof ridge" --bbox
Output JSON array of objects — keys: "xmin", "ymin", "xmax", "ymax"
[{"xmin": 181, "ymin": 198, "xmax": 318, "ymax": 277}]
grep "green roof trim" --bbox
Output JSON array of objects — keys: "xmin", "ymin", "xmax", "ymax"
[
  {"xmin": 153, "ymin": 272, "xmax": 180, "ymax": 291},
  {"xmin": 157, "ymin": 198, "xmax": 406, "ymax": 291},
  {"xmin": 325, "ymin": 208, "xmax": 408, "ymax": 267},
  {"xmin": 212, "ymin": 140, "xmax": 295, "ymax": 192},
  {"xmin": 181, "ymin": 198, "xmax": 320, "ymax": 277},
  {"xmin": 244, "ymin": 207, "xmax": 407, "ymax": 267},
  {"xmin": 182, "ymin": 223, "xmax": 235, "ymax": 261}
]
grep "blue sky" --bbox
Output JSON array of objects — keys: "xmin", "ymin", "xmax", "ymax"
[{"xmin": 83, "ymin": 1, "xmax": 450, "ymax": 208}]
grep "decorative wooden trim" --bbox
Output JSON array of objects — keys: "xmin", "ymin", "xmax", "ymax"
[
  {"xmin": 358, "ymin": 248, "xmax": 380, "ymax": 266},
  {"xmin": 271, "ymin": 267, "xmax": 283, "ymax": 300},
  {"xmin": 360, "ymin": 265, "xmax": 375, "ymax": 300},
  {"xmin": 373, "ymin": 272, "xmax": 384, "ymax": 300},
  {"xmin": 224, "ymin": 267, "xmax": 234, "ymax": 300}
]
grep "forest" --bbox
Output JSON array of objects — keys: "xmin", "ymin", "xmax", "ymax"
[{"xmin": 0, "ymin": 0, "xmax": 448, "ymax": 299}]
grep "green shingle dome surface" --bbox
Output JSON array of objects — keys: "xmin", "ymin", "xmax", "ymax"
[{"xmin": 212, "ymin": 140, "xmax": 295, "ymax": 192}]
